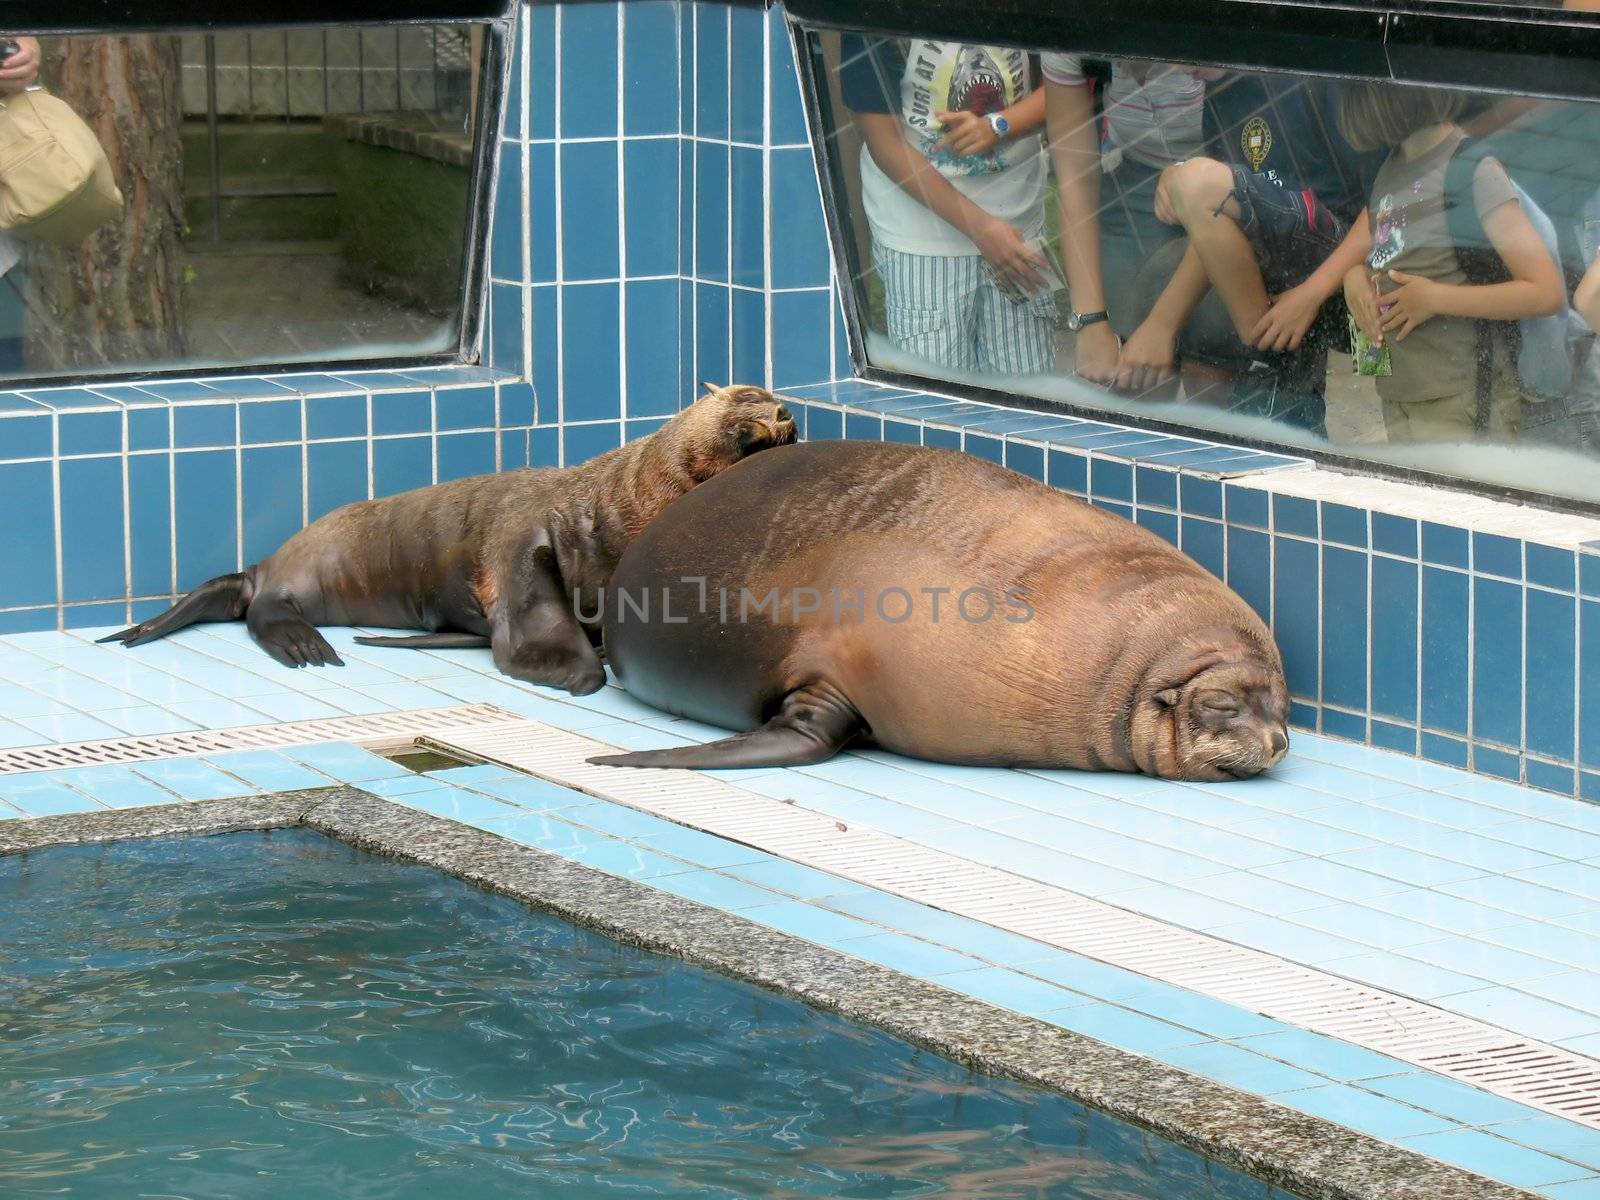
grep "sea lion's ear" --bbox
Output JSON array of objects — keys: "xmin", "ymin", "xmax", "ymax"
[
  {"xmin": 1153, "ymin": 688, "xmax": 1181, "ymax": 708},
  {"xmin": 701, "ymin": 381, "xmax": 722, "ymax": 397}
]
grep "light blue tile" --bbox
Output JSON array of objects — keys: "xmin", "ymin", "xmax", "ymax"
[
  {"xmin": 1287, "ymin": 903, "xmax": 1443, "ymax": 950},
  {"xmin": 1364, "ymin": 1071, "xmax": 1547, "ymax": 1127},
  {"xmin": 1321, "ymin": 952, "xmax": 1489, "ymax": 1001},
  {"xmin": 280, "ymin": 742, "xmax": 413, "ymax": 784},
  {"xmin": 1116, "ymin": 986, "xmax": 1284, "ymax": 1040},
  {"xmin": 160, "ymin": 698, "xmax": 276, "ymax": 729},
  {"xmin": 1489, "ymin": 1117, "xmax": 1600, "ymax": 1169},
  {"xmin": 561, "ymin": 800, "xmax": 684, "ymax": 841},
  {"xmin": 563, "ymin": 839, "xmax": 698, "ymax": 882},
  {"xmin": 739, "ymin": 900, "xmax": 884, "ymax": 944},
  {"xmin": 1439, "ymin": 875, "xmax": 1592, "ymax": 920},
  {"xmin": 0, "ymin": 775, "xmax": 101, "ymax": 816},
  {"xmin": 128, "ymin": 758, "xmax": 256, "ymax": 802},
  {"xmin": 234, "ymin": 693, "xmax": 349, "ymax": 723},
  {"xmin": 1440, "ymin": 987, "xmax": 1597, "ymax": 1042},
  {"xmin": 723, "ymin": 857, "xmax": 859, "ymax": 899},
  {"xmin": 472, "ymin": 810, "xmax": 599, "ymax": 854},
  {"xmin": 1406, "ymin": 936, "xmax": 1569, "ymax": 985},
  {"xmin": 1275, "ymin": 1084, "xmax": 1455, "ymax": 1140},
  {"xmin": 1256, "ymin": 857, "xmax": 1417, "ymax": 900},
  {"xmin": 1476, "ymin": 919, "xmax": 1600, "ymax": 972},
  {"xmin": 360, "ymin": 775, "xmax": 454, "ymax": 799},
  {"xmin": 938, "ymin": 966, "xmax": 1092, "ymax": 1016},
  {"xmin": 40, "ymin": 766, "xmax": 177, "ymax": 810},
  {"xmin": 202, "ymin": 750, "xmax": 333, "ymax": 793},
  {"xmin": 1149, "ymin": 1039, "xmax": 1325, "ymax": 1097},
  {"xmin": 1399, "ymin": 1128, "xmax": 1589, "ymax": 1189},
  {"xmin": 0, "ymin": 720, "xmax": 43, "ymax": 748},
  {"xmin": 16, "ymin": 713, "xmax": 125, "ymax": 743},
  {"xmin": 396, "ymin": 790, "xmax": 515, "ymax": 825},
  {"xmin": 1053, "ymin": 1005, "xmax": 1212, "ymax": 1055},
  {"xmin": 639, "ymin": 825, "xmax": 769, "ymax": 869},
  {"xmin": 653, "ymin": 871, "xmax": 786, "ymax": 912},
  {"xmin": 1015, "ymin": 948, "xmax": 1165, "ymax": 1001},
  {"xmin": 1541, "ymin": 1179, "xmax": 1600, "ymax": 1199},
  {"xmin": 839, "ymin": 932, "xmax": 985, "ymax": 978},
  {"xmin": 1488, "ymin": 819, "xmax": 1600, "ymax": 861},
  {"xmin": 1234, "ymin": 1029, "xmax": 1413, "ymax": 1082},
  {"xmin": 458, "ymin": 772, "xmax": 589, "ymax": 812},
  {"xmin": 1325, "ymin": 844, "xmax": 1485, "ymax": 886}
]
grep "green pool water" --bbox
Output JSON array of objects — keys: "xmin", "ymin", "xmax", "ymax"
[{"xmin": 0, "ymin": 829, "xmax": 1292, "ymax": 1198}]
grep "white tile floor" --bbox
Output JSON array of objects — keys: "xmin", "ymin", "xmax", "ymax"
[{"xmin": 2, "ymin": 620, "xmax": 1599, "ymax": 1195}]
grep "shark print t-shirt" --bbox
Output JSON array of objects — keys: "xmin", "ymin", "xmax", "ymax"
[{"xmin": 840, "ymin": 36, "xmax": 1046, "ymax": 256}]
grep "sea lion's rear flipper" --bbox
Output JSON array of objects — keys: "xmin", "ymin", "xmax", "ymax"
[
  {"xmin": 354, "ymin": 632, "xmax": 492, "ymax": 649},
  {"xmin": 590, "ymin": 683, "xmax": 863, "ymax": 769},
  {"xmin": 245, "ymin": 592, "xmax": 344, "ymax": 669},
  {"xmin": 97, "ymin": 572, "xmax": 252, "ymax": 648}
]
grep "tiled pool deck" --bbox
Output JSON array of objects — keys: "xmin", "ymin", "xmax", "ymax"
[{"xmin": 2, "ymin": 623, "xmax": 1599, "ymax": 1196}]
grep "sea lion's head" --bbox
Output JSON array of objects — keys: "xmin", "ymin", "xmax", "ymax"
[
  {"xmin": 1146, "ymin": 655, "xmax": 1290, "ymax": 781},
  {"xmin": 676, "ymin": 382, "xmax": 797, "ymax": 480}
]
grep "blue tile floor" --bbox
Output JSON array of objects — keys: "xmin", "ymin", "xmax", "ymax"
[{"xmin": 1, "ymin": 623, "xmax": 1598, "ymax": 1195}]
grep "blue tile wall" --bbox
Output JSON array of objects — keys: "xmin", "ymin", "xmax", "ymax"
[{"xmin": 2, "ymin": 0, "xmax": 1596, "ymax": 811}]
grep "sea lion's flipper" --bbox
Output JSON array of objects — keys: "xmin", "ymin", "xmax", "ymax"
[
  {"xmin": 493, "ymin": 545, "xmax": 606, "ymax": 695},
  {"xmin": 97, "ymin": 572, "xmax": 252, "ymax": 648},
  {"xmin": 354, "ymin": 632, "xmax": 493, "ymax": 649},
  {"xmin": 590, "ymin": 683, "xmax": 862, "ymax": 769},
  {"xmin": 245, "ymin": 592, "xmax": 344, "ymax": 669}
]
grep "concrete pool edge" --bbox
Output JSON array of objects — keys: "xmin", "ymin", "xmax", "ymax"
[{"xmin": 1, "ymin": 788, "xmax": 1538, "ymax": 1200}]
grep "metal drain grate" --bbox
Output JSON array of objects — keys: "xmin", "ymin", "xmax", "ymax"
[
  {"xmin": 433, "ymin": 718, "xmax": 1600, "ymax": 1132},
  {"xmin": 0, "ymin": 705, "xmax": 520, "ymax": 775}
]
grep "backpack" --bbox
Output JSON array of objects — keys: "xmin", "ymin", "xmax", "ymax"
[{"xmin": 1442, "ymin": 136, "xmax": 1582, "ymax": 431}]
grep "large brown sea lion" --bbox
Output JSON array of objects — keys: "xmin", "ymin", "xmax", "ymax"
[
  {"xmin": 590, "ymin": 439, "xmax": 1289, "ymax": 780},
  {"xmin": 99, "ymin": 384, "xmax": 796, "ymax": 694}
]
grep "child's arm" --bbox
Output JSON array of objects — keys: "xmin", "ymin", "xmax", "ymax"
[
  {"xmin": 1575, "ymin": 255, "xmax": 1600, "ymax": 331},
  {"xmin": 1114, "ymin": 244, "xmax": 1212, "ymax": 394},
  {"xmin": 1380, "ymin": 162, "xmax": 1564, "ymax": 340},
  {"xmin": 855, "ymin": 111, "xmax": 1048, "ymax": 295},
  {"xmin": 1251, "ymin": 214, "xmax": 1372, "ymax": 351},
  {"xmin": 934, "ymin": 89, "xmax": 1047, "ymax": 156}
]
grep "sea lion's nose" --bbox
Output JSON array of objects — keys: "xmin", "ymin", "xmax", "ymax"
[{"xmin": 1269, "ymin": 729, "xmax": 1288, "ymax": 757}]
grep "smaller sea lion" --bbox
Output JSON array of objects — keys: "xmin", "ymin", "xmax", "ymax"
[{"xmin": 99, "ymin": 384, "xmax": 795, "ymax": 694}]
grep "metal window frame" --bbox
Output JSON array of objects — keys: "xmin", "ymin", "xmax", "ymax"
[
  {"xmin": 0, "ymin": 9, "xmax": 511, "ymax": 392},
  {"xmin": 784, "ymin": 5, "xmax": 1600, "ymax": 516}
]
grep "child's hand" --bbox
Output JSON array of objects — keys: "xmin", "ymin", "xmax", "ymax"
[
  {"xmin": 932, "ymin": 110, "xmax": 999, "ymax": 157},
  {"xmin": 1343, "ymin": 266, "xmax": 1382, "ymax": 346},
  {"xmin": 971, "ymin": 216, "xmax": 1048, "ymax": 297},
  {"xmin": 1379, "ymin": 269, "xmax": 1440, "ymax": 341},
  {"xmin": 1113, "ymin": 320, "xmax": 1177, "ymax": 394},
  {"xmin": 1250, "ymin": 282, "xmax": 1324, "ymax": 352}
]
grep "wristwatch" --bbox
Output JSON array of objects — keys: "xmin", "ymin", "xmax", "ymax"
[
  {"xmin": 1065, "ymin": 310, "xmax": 1109, "ymax": 331},
  {"xmin": 986, "ymin": 112, "xmax": 1010, "ymax": 138}
]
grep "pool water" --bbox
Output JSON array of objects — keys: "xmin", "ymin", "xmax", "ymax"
[{"xmin": 0, "ymin": 830, "xmax": 1291, "ymax": 1199}]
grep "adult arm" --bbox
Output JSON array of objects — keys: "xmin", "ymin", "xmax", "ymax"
[{"xmin": 1045, "ymin": 78, "xmax": 1119, "ymax": 381}]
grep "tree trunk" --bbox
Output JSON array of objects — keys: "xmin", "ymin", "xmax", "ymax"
[{"xmin": 23, "ymin": 35, "xmax": 187, "ymax": 372}]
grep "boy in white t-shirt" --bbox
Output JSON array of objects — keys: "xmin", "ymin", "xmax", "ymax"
[{"xmin": 839, "ymin": 36, "xmax": 1055, "ymax": 374}]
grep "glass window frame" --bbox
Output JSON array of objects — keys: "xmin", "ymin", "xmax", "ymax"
[
  {"xmin": 0, "ymin": 5, "xmax": 512, "ymax": 391},
  {"xmin": 786, "ymin": 5, "xmax": 1600, "ymax": 516}
]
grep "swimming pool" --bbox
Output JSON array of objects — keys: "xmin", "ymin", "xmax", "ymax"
[{"xmin": 0, "ymin": 829, "xmax": 1296, "ymax": 1199}]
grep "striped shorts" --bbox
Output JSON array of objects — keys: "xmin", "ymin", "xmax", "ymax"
[{"xmin": 873, "ymin": 243, "xmax": 1057, "ymax": 376}]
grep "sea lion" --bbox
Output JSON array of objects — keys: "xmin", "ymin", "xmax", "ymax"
[
  {"xmin": 589, "ymin": 439, "xmax": 1289, "ymax": 780},
  {"xmin": 98, "ymin": 384, "xmax": 796, "ymax": 694}
]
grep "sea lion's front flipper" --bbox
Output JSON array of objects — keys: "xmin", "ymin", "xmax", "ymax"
[
  {"xmin": 246, "ymin": 592, "xmax": 344, "ymax": 668},
  {"xmin": 354, "ymin": 632, "xmax": 493, "ymax": 649},
  {"xmin": 493, "ymin": 545, "xmax": 606, "ymax": 695},
  {"xmin": 590, "ymin": 682, "xmax": 863, "ymax": 769}
]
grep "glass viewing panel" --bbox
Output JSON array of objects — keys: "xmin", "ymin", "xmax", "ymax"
[
  {"xmin": 0, "ymin": 24, "xmax": 489, "ymax": 382},
  {"xmin": 812, "ymin": 30, "xmax": 1600, "ymax": 506}
]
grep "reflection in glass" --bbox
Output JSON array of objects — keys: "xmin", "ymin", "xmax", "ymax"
[
  {"xmin": 0, "ymin": 24, "xmax": 486, "ymax": 381},
  {"xmin": 817, "ymin": 32, "xmax": 1600, "ymax": 506}
]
